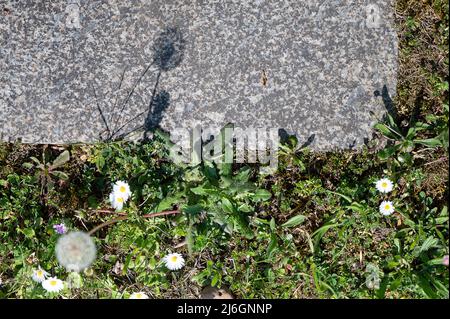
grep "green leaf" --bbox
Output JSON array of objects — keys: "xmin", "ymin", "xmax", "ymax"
[
  {"xmin": 50, "ymin": 150, "xmax": 70, "ymax": 169},
  {"xmin": 252, "ymin": 189, "xmax": 272, "ymax": 201},
  {"xmin": 405, "ymin": 127, "xmax": 417, "ymax": 140},
  {"xmin": 186, "ymin": 221, "xmax": 194, "ymax": 255},
  {"xmin": 311, "ymin": 223, "xmax": 341, "ymax": 252},
  {"xmin": 235, "ymin": 167, "xmax": 251, "ymax": 182},
  {"xmin": 221, "ymin": 198, "xmax": 234, "ymax": 213},
  {"xmin": 269, "ymin": 218, "xmax": 276, "ymax": 231},
  {"xmin": 22, "ymin": 162, "xmax": 34, "ymax": 170},
  {"xmin": 190, "ymin": 185, "xmax": 217, "ymax": 196},
  {"xmin": 95, "ymin": 155, "xmax": 105, "ymax": 171},
  {"xmin": 157, "ymin": 195, "xmax": 182, "ymax": 212},
  {"xmin": 50, "ymin": 170, "xmax": 69, "ymax": 181},
  {"xmin": 416, "ymin": 273, "xmax": 437, "ymax": 299},
  {"xmin": 386, "ymin": 113, "xmax": 401, "ymax": 133},
  {"xmin": 211, "ymin": 273, "xmax": 220, "ymax": 287},
  {"xmin": 378, "ymin": 146, "xmax": 397, "ymax": 160},
  {"xmin": 21, "ymin": 228, "xmax": 35, "ymax": 239},
  {"xmin": 434, "ymin": 216, "xmax": 449, "ymax": 225},
  {"xmin": 29, "ymin": 156, "xmax": 41, "ymax": 165},
  {"xmin": 237, "ymin": 203, "xmax": 253, "ymax": 213},
  {"xmin": 326, "ymin": 190, "xmax": 352, "ymax": 203},
  {"xmin": 219, "ymin": 162, "xmax": 232, "ymax": 177},
  {"xmin": 281, "ymin": 215, "xmax": 306, "ymax": 228},
  {"xmin": 374, "ymin": 123, "xmax": 397, "ymax": 139},
  {"xmin": 414, "ymin": 138, "xmax": 442, "ymax": 148},
  {"xmin": 266, "ymin": 233, "xmax": 278, "ymax": 258},
  {"xmin": 182, "ymin": 204, "xmax": 204, "ymax": 217},
  {"xmin": 419, "ymin": 236, "xmax": 438, "ymax": 254}
]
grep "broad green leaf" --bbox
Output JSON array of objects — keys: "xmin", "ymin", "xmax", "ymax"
[
  {"xmin": 51, "ymin": 170, "xmax": 69, "ymax": 180},
  {"xmin": 211, "ymin": 273, "xmax": 220, "ymax": 287},
  {"xmin": 416, "ymin": 273, "xmax": 437, "ymax": 299},
  {"xmin": 269, "ymin": 217, "xmax": 276, "ymax": 231},
  {"xmin": 156, "ymin": 195, "xmax": 182, "ymax": 212},
  {"xmin": 21, "ymin": 228, "xmax": 35, "ymax": 239},
  {"xmin": 182, "ymin": 204, "xmax": 204, "ymax": 216},
  {"xmin": 50, "ymin": 150, "xmax": 70, "ymax": 169},
  {"xmin": 237, "ymin": 203, "xmax": 253, "ymax": 213},
  {"xmin": 374, "ymin": 123, "xmax": 397, "ymax": 139},
  {"xmin": 22, "ymin": 162, "xmax": 34, "ymax": 170},
  {"xmin": 266, "ymin": 233, "xmax": 278, "ymax": 258},
  {"xmin": 29, "ymin": 156, "xmax": 41, "ymax": 165},
  {"xmin": 378, "ymin": 146, "xmax": 397, "ymax": 160},
  {"xmin": 281, "ymin": 215, "xmax": 306, "ymax": 228},
  {"xmin": 434, "ymin": 216, "xmax": 448, "ymax": 225},
  {"xmin": 419, "ymin": 236, "xmax": 438, "ymax": 254},
  {"xmin": 414, "ymin": 138, "xmax": 442, "ymax": 148},
  {"xmin": 221, "ymin": 198, "xmax": 234, "ymax": 213},
  {"xmin": 190, "ymin": 185, "xmax": 217, "ymax": 196},
  {"xmin": 235, "ymin": 167, "xmax": 251, "ymax": 182},
  {"xmin": 95, "ymin": 155, "xmax": 105, "ymax": 171},
  {"xmin": 252, "ymin": 189, "xmax": 272, "ymax": 201}
]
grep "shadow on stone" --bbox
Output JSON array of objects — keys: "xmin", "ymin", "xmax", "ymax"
[
  {"xmin": 153, "ymin": 27, "xmax": 185, "ymax": 71},
  {"xmin": 144, "ymin": 90, "xmax": 170, "ymax": 131},
  {"xmin": 300, "ymin": 134, "xmax": 316, "ymax": 149},
  {"xmin": 107, "ymin": 26, "xmax": 185, "ymax": 141},
  {"xmin": 374, "ymin": 84, "xmax": 396, "ymax": 121}
]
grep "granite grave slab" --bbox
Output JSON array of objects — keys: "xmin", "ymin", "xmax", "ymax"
[{"xmin": 0, "ymin": 0, "xmax": 398, "ymax": 150}]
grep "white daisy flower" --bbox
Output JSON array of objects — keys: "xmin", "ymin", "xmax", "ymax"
[
  {"xmin": 42, "ymin": 277, "xmax": 64, "ymax": 293},
  {"xmin": 112, "ymin": 181, "xmax": 132, "ymax": 202},
  {"xmin": 109, "ymin": 192, "xmax": 125, "ymax": 211},
  {"xmin": 379, "ymin": 201, "xmax": 395, "ymax": 216},
  {"xmin": 32, "ymin": 267, "xmax": 49, "ymax": 283},
  {"xmin": 55, "ymin": 231, "xmax": 97, "ymax": 272},
  {"xmin": 129, "ymin": 292, "xmax": 149, "ymax": 299},
  {"xmin": 163, "ymin": 253, "xmax": 185, "ymax": 271},
  {"xmin": 375, "ymin": 178, "xmax": 394, "ymax": 193}
]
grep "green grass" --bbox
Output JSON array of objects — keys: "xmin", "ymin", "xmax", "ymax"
[{"xmin": 0, "ymin": 1, "xmax": 448, "ymax": 299}]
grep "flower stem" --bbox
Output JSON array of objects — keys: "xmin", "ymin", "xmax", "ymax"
[{"xmin": 88, "ymin": 210, "xmax": 180, "ymax": 236}]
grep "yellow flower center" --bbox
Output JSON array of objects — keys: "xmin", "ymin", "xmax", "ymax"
[
  {"xmin": 170, "ymin": 256, "xmax": 178, "ymax": 263},
  {"xmin": 50, "ymin": 280, "xmax": 57, "ymax": 286},
  {"xmin": 382, "ymin": 182, "xmax": 387, "ymax": 188},
  {"xmin": 117, "ymin": 197, "xmax": 124, "ymax": 203},
  {"xmin": 136, "ymin": 293, "xmax": 142, "ymax": 298},
  {"xmin": 120, "ymin": 186, "xmax": 126, "ymax": 193},
  {"xmin": 37, "ymin": 270, "xmax": 43, "ymax": 277},
  {"xmin": 384, "ymin": 205, "xmax": 391, "ymax": 210}
]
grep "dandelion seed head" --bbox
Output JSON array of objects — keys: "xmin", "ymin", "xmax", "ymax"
[{"xmin": 55, "ymin": 231, "xmax": 96, "ymax": 272}]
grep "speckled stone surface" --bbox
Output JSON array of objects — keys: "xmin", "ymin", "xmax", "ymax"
[{"xmin": 0, "ymin": 0, "xmax": 398, "ymax": 149}]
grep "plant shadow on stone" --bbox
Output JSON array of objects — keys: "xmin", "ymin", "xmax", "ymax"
[{"xmin": 98, "ymin": 27, "xmax": 185, "ymax": 141}]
